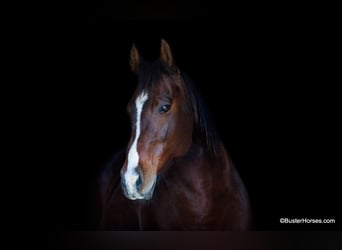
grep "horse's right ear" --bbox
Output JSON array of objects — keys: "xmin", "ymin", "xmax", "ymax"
[
  {"xmin": 129, "ymin": 43, "xmax": 140, "ymax": 74},
  {"xmin": 160, "ymin": 39, "xmax": 175, "ymax": 69}
]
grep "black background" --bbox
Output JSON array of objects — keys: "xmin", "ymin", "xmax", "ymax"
[{"xmin": 29, "ymin": 1, "xmax": 340, "ymax": 232}]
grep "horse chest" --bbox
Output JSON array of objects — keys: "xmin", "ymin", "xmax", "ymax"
[{"xmin": 145, "ymin": 181, "xmax": 213, "ymax": 229}]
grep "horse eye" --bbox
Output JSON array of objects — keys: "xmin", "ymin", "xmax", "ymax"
[{"xmin": 158, "ymin": 104, "xmax": 171, "ymax": 113}]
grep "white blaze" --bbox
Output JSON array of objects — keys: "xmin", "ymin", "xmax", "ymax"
[{"xmin": 124, "ymin": 91, "xmax": 148, "ymax": 199}]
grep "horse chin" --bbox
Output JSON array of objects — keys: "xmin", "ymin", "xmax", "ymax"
[
  {"xmin": 123, "ymin": 189, "xmax": 155, "ymax": 201},
  {"xmin": 138, "ymin": 175, "xmax": 157, "ymax": 200},
  {"xmin": 141, "ymin": 177, "xmax": 157, "ymax": 200}
]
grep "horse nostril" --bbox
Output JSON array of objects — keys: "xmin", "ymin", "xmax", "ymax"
[
  {"xmin": 120, "ymin": 174, "xmax": 126, "ymax": 190},
  {"xmin": 136, "ymin": 171, "xmax": 143, "ymax": 190}
]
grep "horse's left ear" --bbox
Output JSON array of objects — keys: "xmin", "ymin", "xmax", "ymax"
[
  {"xmin": 129, "ymin": 43, "xmax": 141, "ymax": 74},
  {"xmin": 160, "ymin": 39, "xmax": 176, "ymax": 70}
]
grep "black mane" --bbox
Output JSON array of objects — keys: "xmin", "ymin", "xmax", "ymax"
[{"xmin": 180, "ymin": 71, "xmax": 220, "ymax": 155}]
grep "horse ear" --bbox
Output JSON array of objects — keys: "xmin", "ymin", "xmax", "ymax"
[
  {"xmin": 160, "ymin": 39, "xmax": 175, "ymax": 69},
  {"xmin": 129, "ymin": 43, "xmax": 141, "ymax": 74}
]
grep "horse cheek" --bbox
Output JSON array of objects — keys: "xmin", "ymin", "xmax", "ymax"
[{"xmin": 159, "ymin": 122, "xmax": 169, "ymax": 141}]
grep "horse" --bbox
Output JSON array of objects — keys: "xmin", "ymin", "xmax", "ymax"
[{"xmin": 97, "ymin": 39, "xmax": 251, "ymax": 230}]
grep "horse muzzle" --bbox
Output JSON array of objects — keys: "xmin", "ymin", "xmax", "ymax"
[{"xmin": 121, "ymin": 168, "xmax": 157, "ymax": 200}]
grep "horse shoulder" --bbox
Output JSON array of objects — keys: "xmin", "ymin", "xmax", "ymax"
[
  {"xmin": 220, "ymin": 148, "xmax": 252, "ymax": 230},
  {"xmin": 99, "ymin": 149, "xmax": 125, "ymax": 197},
  {"xmin": 189, "ymin": 144, "xmax": 251, "ymax": 230},
  {"xmin": 97, "ymin": 149, "xmax": 126, "ymax": 228}
]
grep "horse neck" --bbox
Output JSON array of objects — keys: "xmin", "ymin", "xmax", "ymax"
[
  {"xmin": 156, "ymin": 141, "xmax": 232, "ymax": 199},
  {"xmin": 173, "ymin": 140, "xmax": 229, "ymax": 173}
]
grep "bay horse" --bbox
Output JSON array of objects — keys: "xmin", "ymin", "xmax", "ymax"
[{"xmin": 98, "ymin": 39, "xmax": 251, "ymax": 230}]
